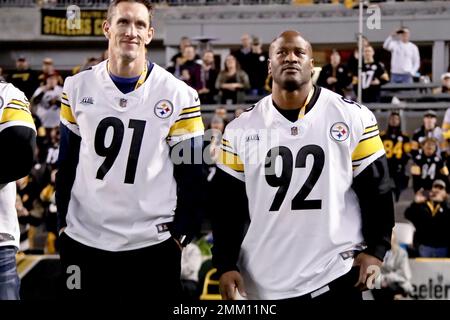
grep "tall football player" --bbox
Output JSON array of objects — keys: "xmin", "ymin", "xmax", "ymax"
[
  {"xmin": 212, "ymin": 31, "xmax": 394, "ymax": 300},
  {"xmin": 56, "ymin": 0, "xmax": 204, "ymax": 299},
  {"xmin": 0, "ymin": 81, "xmax": 36, "ymax": 299}
]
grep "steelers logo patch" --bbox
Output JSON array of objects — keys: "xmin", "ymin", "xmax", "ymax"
[
  {"xmin": 154, "ymin": 99, "xmax": 173, "ymax": 119},
  {"xmin": 330, "ymin": 122, "xmax": 350, "ymax": 142}
]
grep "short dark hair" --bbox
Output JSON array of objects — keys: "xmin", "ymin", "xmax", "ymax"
[{"xmin": 107, "ymin": 0, "xmax": 153, "ymax": 26}]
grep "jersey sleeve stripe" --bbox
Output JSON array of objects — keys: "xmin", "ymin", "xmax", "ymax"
[
  {"xmin": 168, "ymin": 115, "xmax": 204, "ymax": 137},
  {"xmin": 176, "ymin": 112, "xmax": 202, "ymax": 122},
  {"xmin": 60, "ymin": 103, "xmax": 77, "ymax": 125},
  {"xmin": 360, "ymin": 130, "xmax": 380, "ymax": 141},
  {"xmin": 364, "ymin": 124, "xmax": 378, "ymax": 133},
  {"xmin": 218, "ymin": 148, "xmax": 244, "ymax": 172},
  {"xmin": 220, "ymin": 145, "xmax": 239, "ymax": 157},
  {"xmin": 180, "ymin": 106, "xmax": 200, "ymax": 115},
  {"xmin": 62, "ymin": 92, "xmax": 68, "ymax": 99},
  {"xmin": 0, "ymin": 107, "xmax": 35, "ymax": 126},
  {"xmin": 217, "ymin": 163, "xmax": 245, "ymax": 182},
  {"xmin": 352, "ymin": 135, "xmax": 384, "ymax": 162},
  {"xmin": 222, "ymin": 139, "xmax": 231, "ymax": 147},
  {"xmin": 353, "ymin": 149, "xmax": 385, "ymax": 177},
  {"xmin": 6, "ymin": 103, "xmax": 31, "ymax": 113},
  {"xmin": 9, "ymin": 99, "xmax": 29, "ymax": 109}
]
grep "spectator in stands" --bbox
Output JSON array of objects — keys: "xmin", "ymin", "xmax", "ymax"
[
  {"xmin": 411, "ymin": 110, "xmax": 444, "ymax": 152},
  {"xmin": 72, "ymin": 56, "xmax": 100, "ymax": 75},
  {"xmin": 411, "ymin": 137, "xmax": 449, "ymax": 192},
  {"xmin": 247, "ymin": 36, "xmax": 269, "ymax": 96},
  {"xmin": 232, "ymin": 33, "xmax": 253, "ymax": 78},
  {"xmin": 198, "ymin": 50, "xmax": 219, "ymax": 104},
  {"xmin": 38, "ymin": 58, "xmax": 63, "ymax": 86},
  {"xmin": 347, "ymin": 36, "xmax": 370, "ymax": 79},
  {"xmin": 169, "ymin": 36, "xmax": 200, "ymax": 68},
  {"xmin": 316, "ymin": 50, "xmax": 352, "ymax": 97},
  {"xmin": 372, "ymin": 233, "xmax": 413, "ymax": 300},
  {"xmin": 354, "ymin": 46, "xmax": 389, "ymax": 103},
  {"xmin": 380, "ymin": 111, "xmax": 411, "ymax": 201},
  {"xmin": 6, "ymin": 56, "xmax": 39, "ymax": 99},
  {"xmin": 216, "ymin": 55, "xmax": 250, "ymax": 104},
  {"xmin": 383, "ymin": 27, "xmax": 420, "ymax": 84},
  {"xmin": 179, "ymin": 45, "xmax": 203, "ymax": 91},
  {"xmin": 181, "ymin": 242, "xmax": 203, "ymax": 301},
  {"xmin": 214, "ymin": 106, "xmax": 228, "ymax": 123},
  {"xmin": 433, "ymin": 72, "xmax": 450, "ymax": 95},
  {"xmin": 405, "ymin": 179, "xmax": 450, "ymax": 258},
  {"xmin": 30, "ymin": 72, "xmax": 63, "ymax": 138}
]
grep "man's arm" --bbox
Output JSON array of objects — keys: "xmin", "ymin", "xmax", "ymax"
[
  {"xmin": 211, "ymin": 168, "xmax": 249, "ymax": 277},
  {"xmin": 0, "ymin": 124, "xmax": 36, "ymax": 184},
  {"xmin": 352, "ymin": 154, "xmax": 395, "ymax": 261},
  {"xmin": 0, "ymin": 85, "xmax": 36, "ymax": 184},
  {"xmin": 383, "ymin": 34, "xmax": 397, "ymax": 51},
  {"xmin": 170, "ymin": 135, "xmax": 204, "ymax": 247},
  {"xmin": 55, "ymin": 123, "xmax": 80, "ymax": 231},
  {"xmin": 412, "ymin": 44, "xmax": 421, "ymax": 75}
]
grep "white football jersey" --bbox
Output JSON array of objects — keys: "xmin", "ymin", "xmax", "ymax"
[
  {"xmin": 217, "ymin": 87, "xmax": 385, "ymax": 299},
  {"xmin": 60, "ymin": 61, "xmax": 204, "ymax": 251},
  {"xmin": 0, "ymin": 82, "xmax": 35, "ymax": 249}
]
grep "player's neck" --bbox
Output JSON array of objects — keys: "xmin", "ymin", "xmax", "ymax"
[
  {"xmin": 108, "ymin": 56, "xmax": 146, "ymax": 78},
  {"xmin": 365, "ymin": 58, "xmax": 374, "ymax": 64},
  {"xmin": 272, "ymin": 82, "xmax": 313, "ymax": 110}
]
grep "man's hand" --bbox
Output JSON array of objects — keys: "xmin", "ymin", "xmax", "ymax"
[
  {"xmin": 414, "ymin": 188, "xmax": 427, "ymax": 203},
  {"xmin": 353, "ymin": 252, "xmax": 382, "ymax": 290},
  {"xmin": 327, "ymin": 77, "xmax": 337, "ymax": 85},
  {"xmin": 219, "ymin": 270, "xmax": 247, "ymax": 300}
]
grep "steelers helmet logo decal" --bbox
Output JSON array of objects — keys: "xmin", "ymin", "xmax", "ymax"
[
  {"xmin": 330, "ymin": 122, "xmax": 350, "ymax": 142},
  {"xmin": 154, "ymin": 99, "xmax": 173, "ymax": 119}
]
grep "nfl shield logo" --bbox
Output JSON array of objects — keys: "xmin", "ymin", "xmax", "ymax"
[
  {"xmin": 119, "ymin": 98, "xmax": 127, "ymax": 108},
  {"xmin": 291, "ymin": 127, "xmax": 298, "ymax": 136}
]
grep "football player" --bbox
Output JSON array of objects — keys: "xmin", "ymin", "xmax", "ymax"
[
  {"xmin": 56, "ymin": 0, "xmax": 204, "ymax": 299},
  {"xmin": 212, "ymin": 31, "xmax": 394, "ymax": 300},
  {"xmin": 0, "ymin": 81, "xmax": 36, "ymax": 299}
]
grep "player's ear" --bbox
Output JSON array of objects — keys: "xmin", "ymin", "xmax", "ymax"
[
  {"xmin": 268, "ymin": 59, "xmax": 272, "ymax": 75},
  {"xmin": 145, "ymin": 27, "xmax": 154, "ymax": 46},
  {"xmin": 309, "ymin": 58, "xmax": 314, "ymax": 73},
  {"xmin": 103, "ymin": 20, "xmax": 111, "ymax": 39}
]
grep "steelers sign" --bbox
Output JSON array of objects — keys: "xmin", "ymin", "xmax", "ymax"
[
  {"xmin": 154, "ymin": 99, "xmax": 173, "ymax": 119},
  {"xmin": 330, "ymin": 122, "xmax": 350, "ymax": 142}
]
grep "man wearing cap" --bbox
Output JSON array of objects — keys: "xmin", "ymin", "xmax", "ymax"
[
  {"xmin": 405, "ymin": 179, "xmax": 450, "ymax": 258},
  {"xmin": 411, "ymin": 110, "xmax": 443, "ymax": 151},
  {"xmin": 6, "ymin": 56, "xmax": 39, "ymax": 99},
  {"xmin": 383, "ymin": 27, "xmax": 420, "ymax": 84},
  {"xmin": 434, "ymin": 72, "xmax": 450, "ymax": 95}
]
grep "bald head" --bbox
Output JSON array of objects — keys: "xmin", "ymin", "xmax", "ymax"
[
  {"xmin": 269, "ymin": 30, "xmax": 313, "ymax": 57},
  {"xmin": 268, "ymin": 29, "xmax": 314, "ymax": 92}
]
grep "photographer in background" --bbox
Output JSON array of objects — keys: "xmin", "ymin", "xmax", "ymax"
[
  {"xmin": 383, "ymin": 27, "xmax": 420, "ymax": 84},
  {"xmin": 405, "ymin": 180, "xmax": 450, "ymax": 258}
]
